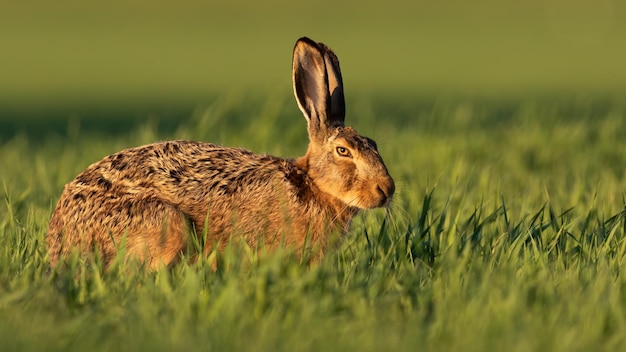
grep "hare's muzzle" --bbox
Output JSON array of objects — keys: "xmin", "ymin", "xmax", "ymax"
[{"xmin": 376, "ymin": 176, "xmax": 395, "ymax": 207}]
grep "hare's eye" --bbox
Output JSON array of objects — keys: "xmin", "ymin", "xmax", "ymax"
[{"xmin": 336, "ymin": 146, "xmax": 352, "ymax": 158}]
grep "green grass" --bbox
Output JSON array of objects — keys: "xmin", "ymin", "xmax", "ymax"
[{"xmin": 2, "ymin": 94, "xmax": 626, "ymax": 351}]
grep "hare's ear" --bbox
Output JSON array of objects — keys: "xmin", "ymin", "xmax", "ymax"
[
  {"xmin": 319, "ymin": 42, "xmax": 345, "ymax": 124},
  {"xmin": 292, "ymin": 37, "xmax": 345, "ymax": 142}
]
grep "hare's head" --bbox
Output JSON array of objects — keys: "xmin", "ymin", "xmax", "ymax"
[{"xmin": 292, "ymin": 37, "xmax": 394, "ymax": 209}]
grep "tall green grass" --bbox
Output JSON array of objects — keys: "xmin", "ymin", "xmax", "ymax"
[{"xmin": 1, "ymin": 95, "xmax": 626, "ymax": 351}]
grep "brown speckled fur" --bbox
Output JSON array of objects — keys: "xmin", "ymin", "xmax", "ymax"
[{"xmin": 46, "ymin": 37, "xmax": 395, "ymax": 269}]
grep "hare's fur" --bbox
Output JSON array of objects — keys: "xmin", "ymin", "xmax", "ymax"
[{"xmin": 46, "ymin": 37, "xmax": 395, "ymax": 269}]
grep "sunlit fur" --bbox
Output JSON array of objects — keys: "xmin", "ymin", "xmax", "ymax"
[
  {"xmin": 296, "ymin": 126, "xmax": 394, "ymax": 209},
  {"xmin": 46, "ymin": 37, "xmax": 394, "ymax": 269}
]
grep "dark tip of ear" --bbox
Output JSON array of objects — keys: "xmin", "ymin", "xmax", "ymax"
[
  {"xmin": 295, "ymin": 37, "xmax": 327, "ymax": 56},
  {"xmin": 296, "ymin": 37, "xmax": 319, "ymax": 47}
]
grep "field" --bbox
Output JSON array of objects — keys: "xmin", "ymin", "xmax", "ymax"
[{"xmin": 2, "ymin": 1, "xmax": 626, "ymax": 351}]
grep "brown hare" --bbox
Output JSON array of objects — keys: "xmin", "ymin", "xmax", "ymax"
[{"xmin": 46, "ymin": 37, "xmax": 395, "ymax": 269}]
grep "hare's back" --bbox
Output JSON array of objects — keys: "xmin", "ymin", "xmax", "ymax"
[{"xmin": 70, "ymin": 140, "xmax": 308, "ymax": 202}]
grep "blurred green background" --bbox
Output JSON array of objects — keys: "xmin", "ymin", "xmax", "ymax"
[{"xmin": 1, "ymin": 0, "xmax": 625, "ymax": 135}]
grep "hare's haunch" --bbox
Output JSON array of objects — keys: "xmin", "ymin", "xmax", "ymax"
[{"xmin": 46, "ymin": 37, "xmax": 395, "ymax": 269}]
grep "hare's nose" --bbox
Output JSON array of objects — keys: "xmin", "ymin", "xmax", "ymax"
[{"xmin": 376, "ymin": 177, "xmax": 395, "ymax": 203}]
